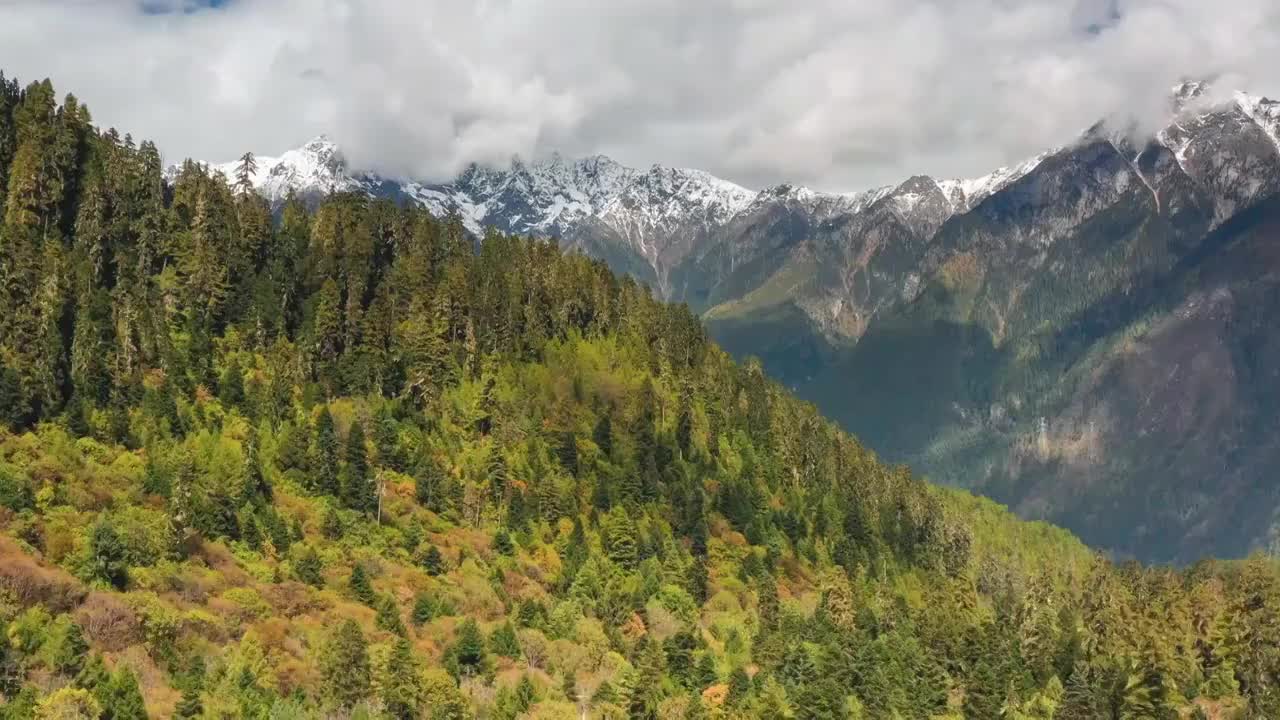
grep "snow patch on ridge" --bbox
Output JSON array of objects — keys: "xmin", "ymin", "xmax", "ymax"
[{"xmin": 1235, "ymin": 91, "xmax": 1280, "ymax": 158}]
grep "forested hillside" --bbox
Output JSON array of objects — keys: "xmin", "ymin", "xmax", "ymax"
[{"xmin": 1, "ymin": 73, "xmax": 1279, "ymax": 720}]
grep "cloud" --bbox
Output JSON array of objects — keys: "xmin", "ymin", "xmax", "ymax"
[{"xmin": 1, "ymin": 0, "xmax": 1279, "ymax": 190}]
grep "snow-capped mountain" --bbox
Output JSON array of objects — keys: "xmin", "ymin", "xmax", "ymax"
[
  {"xmin": 198, "ymin": 135, "xmax": 369, "ymax": 205},
  {"xmin": 179, "ymin": 128, "xmax": 1052, "ymax": 297}
]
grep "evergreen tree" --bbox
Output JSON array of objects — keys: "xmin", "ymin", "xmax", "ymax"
[
  {"xmin": 89, "ymin": 520, "xmax": 128, "ymax": 590},
  {"xmin": 487, "ymin": 445, "xmax": 509, "ymax": 507},
  {"xmin": 684, "ymin": 689, "xmax": 707, "ymax": 720},
  {"xmin": 964, "ymin": 653, "xmax": 1003, "ymax": 720},
  {"xmin": 728, "ymin": 667, "xmax": 751, "ymax": 705},
  {"xmin": 676, "ymin": 402, "xmax": 695, "ymax": 459},
  {"xmin": 381, "ymin": 637, "xmax": 421, "ymax": 720},
  {"xmin": 294, "ymin": 546, "xmax": 323, "ymax": 587},
  {"xmin": 313, "ymin": 406, "xmax": 340, "ymax": 496},
  {"xmin": 447, "ymin": 618, "xmax": 488, "ymax": 678},
  {"xmin": 262, "ymin": 507, "xmax": 290, "ymax": 552},
  {"xmin": 1054, "ymin": 662, "xmax": 1100, "ymax": 720},
  {"xmin": 373, "ymin": 404, "xmax": 402, "ymax": 471},
  {"xmin": 75, "ymin": 653, "xmax": 110, "ymax": 696},
  {"xmin": 342, "ymin": 420, "xmax": 376, "ymax": 513},
  {"xmin": 218, "ymin": 355, "xmax": 244, "ymax": 407},
  {"xmin": 665, "ymin": 632, "xmax": 698, "ymax": 688},
  {"xmin": 240, "ymin": 504, "xmax": 263, "ymax": 550},
  {"xmin": 321, "ymin": 504, "xmax": 343, "ymax": 539},
  {"xmin": 233, "ymin": 151, "xmax": 257, "ymax": 196},
  {"xmin": 414, "ymin": 455, "xmax": 445, "ymax": 512},
  {"xmin": 689, "ymin": 557, "xmax": 710, "ymax": 604},
  {"xmin": 320, "ymin": 619, "xmax": 371, "ymax": 711},
  {"xmin": 98, "ymin": 668, "xmax": 147, "ymax": 720},
  {"xmin": 694, "ymin": 653, "xmax": 718, "ymax": 689},
  {"xmin": 172, "ymin": 685, "xmax": 203, "ymax": 720},
  {"xmin": 558, "ymin": 431, "xmax": 579, "ymax": 476},
  {"xmin": 422, "ymin": 545, "xmax": 445, "ymax": 576},
  {"xmin": 592, "ymin": 412, "xmax": 613, "ymax": 458},
  {"xmin": 241, "ymin": 432, "xmax": 271, "ymax": 502},
  {"xmin": 603, "ymin": 505, "xmax": 638, "ymax": 569},
  {"xmin": 375, "ymin": 596, "xmax": 407, "ymax": 637},
  {"xmin": 489, "ymin": 621, "xmax": 521, "ymax": 659},
  {"xmin": 349, "ymin": 564, "xmax": 376, "ymax": 606},
  {"xmin": 47, "ymin": 620, "xmax": 88, "ymax": 676},
  {"xmin": 412, "ymin": 593, "xmax": 437, "ymax": 626},
  {"xmin": 493, "ymin": 527, "xmax": 515, "ymax": 556}
]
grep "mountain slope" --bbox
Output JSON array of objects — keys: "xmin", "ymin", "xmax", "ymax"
[
  {"xmin": 798, "ymin": 93, "xmax": 1280, "ymax": 563},
  {"xmin": 18, "ymin": 71, "xmax": 1280, "ymax": 720},
  {"xmin": 187, "ymin": 87, "xmax": 1280, "ymax": 562}
]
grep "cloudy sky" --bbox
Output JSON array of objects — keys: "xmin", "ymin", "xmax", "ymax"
[{"xmin": 1, "ymin": 0, "xmax": 1278, "ymax": 191}]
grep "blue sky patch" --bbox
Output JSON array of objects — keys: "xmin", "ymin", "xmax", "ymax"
[{"xmin": 140, "ymin": 0, "xmax": 230, "ymax": 15}]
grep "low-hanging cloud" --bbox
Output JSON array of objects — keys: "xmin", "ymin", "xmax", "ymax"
[{"xmin": 1, "ymin": 0, "xmax": 1278, "ymax": 191}]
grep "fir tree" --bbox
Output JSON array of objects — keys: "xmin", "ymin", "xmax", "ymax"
[
  {"xmin": 375, "ymin": 596, "xmax": 407, "ymax": 637},
  {"xmin": 342, "ymin": 420, "xmax": 375, "ymax": 513},
  {"xmin": 262, "ymin": 507, "xmax": 290, "ymax": 553},
  {"xmin": 381, "ymin": 637, "xmax": 421, "ymax": 720},
  {"xmin": 728, "ymin": 667, "xmax": 751, "ymax": 704},
  {"xmin": 372, "ymin": 404, "xmax": 402, "ymax": 471},
  {"xmin": 676, "ymin": 402, "xmax": 695, "ymax": 459},
  {"xmin": 348, "ymin": 564, "xmax": 376, "ymax": 606},
  {"xmin": 313, "ymin": 406, "xmax": 339, "ymax": 496},
  {"xmin": 47, "ymin": 620, "xmax": 88, "ymax": 676},
  {"xmin": 414, "ymin": 455, "xmax": 445, "ymax": 512},
  {"xmin": 321, "ymin": 504, "xmax": 343, "ymax": 539},
  {"xmin": 603, "ymin": 505, "xmax": 638, "ymax": 569},
  {"xmin": 493, "ymin": 528, "xmax": 515, "ymax": 556},
  {"xmin": 98, "ymin": 668, "xmax": 147, "ymax": 720},
  {"xmin": 241, "ymin": 432, "xmax": 271, "ymax": 502},
  {"xmin": 1055, "ymin": 662, "xmax": 1100, "ymax": 720},
  {"xmin": 240, "ymin": 504, "xmax": 263, "ymax": 550},
  {"xmin": 233, "ymin": 151, "xmax": 257, "ymax": 196},
  {"xmin": 320, "ymin": 619, "xmax": 371, "ymax": 711},
  {"xmin": 412, "ymin": 593, "xmax": 437, "ymax": 626},
  {"xmin": 689, "ymin": 557, "xmax": 710, "ymax": 604},
  {"xmin": 694, "ymin": 653, "xmax": 718, "ymax": 689},
  {"xmin": 75, "ymin": 653, "xmax": 110, "ymax": 695},
  {"xmin": 89, "ymin": 520, "xmax": 128, "ymax": 590},
  {"xmin": 684, "ymin": 689, "xmax": 707, "ymax": 720},
  {"xmin": 557, "ymin": 431, "xmax": 579, "ymax": 476},
  {"xmin": 294, "ymin": 546, "xmax": 324, "ymax": 587},
  {"xmin": 592, "ymin": 412, "xmax": 613, "ymax": 458},
  {"xmin": 218, "ymin": 355, "xmax": 245, "ymax": 407},
  {"xmin": 489, "ymin": 621, "xmax": 521, "ymax": 659},
  {"xmin": 422, "ymin": 545, "xmax": 444, "ymax": 576},
  {"xmin": 447, "ymin": 618, "xmax": 488, "ymax": 678},
  {"xmin": 172, "ymin": 685, "xmax": 203, "ymax": 720},
  {"xmin": 964, "ymin": 653, "xmax": 1003, "ymax": 720}
]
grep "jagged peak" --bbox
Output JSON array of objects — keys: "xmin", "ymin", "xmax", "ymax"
[
  {"xmin": 301, "ymin": 134, "xmax": 337, "ymax": 151},
  {"xmin": 892, "ymin": 175, "xmax": 942, "ymax": 195},
  {"xmin": 1172, "ymin": 79, "xmax": 1210, "ymax": 104}
]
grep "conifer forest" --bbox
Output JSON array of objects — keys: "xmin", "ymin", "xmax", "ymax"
[{"xmin": 0, "ymin": 73, "xmax": 1279, "ymax": 719}]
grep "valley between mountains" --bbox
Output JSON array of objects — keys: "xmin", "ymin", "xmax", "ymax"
[{"xmin": 199, "ymin": 83, "xmax": 1280, "ymax": 564}]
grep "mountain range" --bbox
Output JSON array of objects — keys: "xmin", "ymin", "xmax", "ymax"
[{"xmin": 185, "ymin": 82, "xmax": 1280, "ymax": 563}]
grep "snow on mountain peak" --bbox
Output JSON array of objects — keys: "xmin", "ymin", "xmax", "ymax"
[
  {"xmin": 937, "ymin": 151, "xmax": 1051, "ymax": 211},
  {"xmin": 178, "ymin": 81, "xmax": 1270, "ymax": 259},
  {"xmin": 1233, "ymin": 91, "xmax": 1280, "ymax": 156}
]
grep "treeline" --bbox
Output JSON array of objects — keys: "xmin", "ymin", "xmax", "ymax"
[{"xmin": 0, "ymin": 72, "xmax": 1278, "ymax": 720}]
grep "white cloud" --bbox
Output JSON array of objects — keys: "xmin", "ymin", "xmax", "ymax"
[{"xmin": 2, "ymin": 0, "xmax": 1278, "ymax": 190}]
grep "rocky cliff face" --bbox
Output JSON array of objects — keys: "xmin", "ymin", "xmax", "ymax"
[{"xmin": 184, "ymin": 88, "xmax": 1280, "ymax": 562}]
